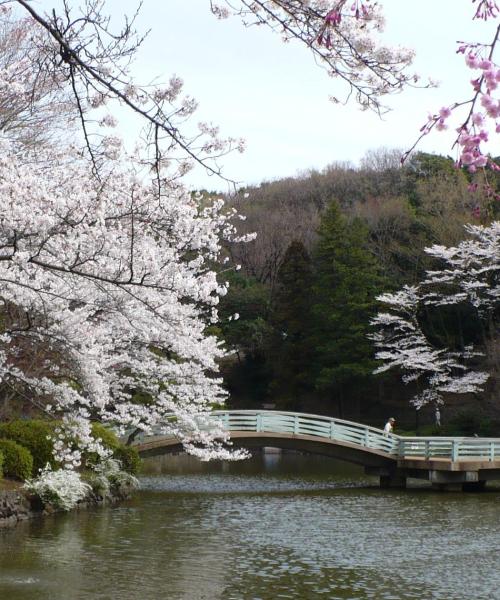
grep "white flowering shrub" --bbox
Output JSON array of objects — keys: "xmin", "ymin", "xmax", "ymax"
[
  {"xmin": 84, "ymin": 472, "xmax": 111, "ymax": 499},
  {"xmin": 95, "ymin": 458, "xmax": 139, "ymax": 492},
  {"xmin": 25, "ymin": 466, "xmax": 92, "ymax": 511},
  {"xmin": 84, "ymin": 458, "xmax": 140, "ymax": 501}
]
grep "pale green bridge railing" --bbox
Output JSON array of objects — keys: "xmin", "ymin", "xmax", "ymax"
[
  {"xmin": 206, "ymin": 410, "xmax": 500, "ymax": 462},
  {"xmin": 135, "ymin": 410, "xmax": 500, "ymax": 462}
]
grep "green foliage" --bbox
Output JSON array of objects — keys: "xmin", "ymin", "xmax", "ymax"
[
  {"xmin": 269, "ymin": 241, "xmax": 314, "ymax": 408},
  {"xmin": 91, "ymin": 422, "xmax": 120, "ymax": 452},
  {"xmin": 405, "ymin": 152, "xmax": 456, "ymax": 181},
  {"xmin": 218, "ymin": 271, "xmax": 271, "ymax": 356},
  {"xmin": 0, "ymin": 450, "xmax": 3, "ymax": 479},
  {"xmin": 418, "ymin": 424, "xmax": 443, "ymax": 437},
  {"xmin": 0, "ymin": 439, "xmax": 33, "ymax": 480},
  {"xmin": 397, "ymin": 425, "xmax": 442, "ymax": 437},
  {"xmin": 218, "ymin": 271, "xmax": 274, "ymax": 406},
  {"xmin": 311, "ymin": 202, "xmax": 386, "ymax": 394},
  {"xmin": 222, "ymin": 353, "xmax": 272, "ymax": 407},
  {"xmin": 0, "ymin": 420, "xmax": 56, "ymax": 475},
  {"xmin": 89, "ymin": 422, "xmax": 141, "ymax": 474},
  {"xmin": 113, "ymin": 445, "xmax": 141, "ymax": 475},
  {"xmin": 440, "ymin": 411, "xmax": 500, "ymax": 437},
  {"xmin": 401, "ymin": 411, "xmax": 500, "ymax": 438}
]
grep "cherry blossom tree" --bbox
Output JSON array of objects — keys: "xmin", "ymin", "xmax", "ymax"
[
  {"xmin": 371, "ymin": 221, "xmax": 498, "ymax": 411},
  {"xmin": 0, "ymin": 134, "xmax": 255, "ymax": 465},
  {"xmin": 0, "ymin": 14, "xmax": 75, "ymax": 149},
  {"xmin": 0, "ymin": 1, "xmax": 251, "ymax": 466}
]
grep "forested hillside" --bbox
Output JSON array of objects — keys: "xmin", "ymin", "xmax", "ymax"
[{"xmin": 217, "ymin": 149, "xmax": 500, "ymax": 429}]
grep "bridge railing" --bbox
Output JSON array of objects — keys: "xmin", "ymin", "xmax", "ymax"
[
  {"xmin": 131, "ymin": 410, "xmax": 500, "ymax": 462},
  {"xmin": 398, "ymin": 437, "xmax": 500, "ymax": 461},
  {"xmin": 210, "ymin": 410, "xmax": 399, "ymax": 455},
  {"xmin": 209, "ymin": 411, "xmax": 500, "ymax": 462}
]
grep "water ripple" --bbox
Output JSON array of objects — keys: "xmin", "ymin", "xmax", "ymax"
[{"xmin": 1, "ymin": 454, "xmax": 499, "ymax": 600}]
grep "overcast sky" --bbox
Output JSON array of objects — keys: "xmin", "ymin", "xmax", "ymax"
[{"xmin": 39, "ymin": 0, "xmax": 499, "ymax": 189}]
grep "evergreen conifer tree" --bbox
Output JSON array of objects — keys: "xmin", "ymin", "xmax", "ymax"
[{"xmin": 311, "ymin": 201, "xmax": 385, "ymax": 417}]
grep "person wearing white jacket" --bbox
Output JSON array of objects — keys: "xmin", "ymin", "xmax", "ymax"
[{"xmin": 383, "ymin": 418, "xmax": 395, "ymax": 436}]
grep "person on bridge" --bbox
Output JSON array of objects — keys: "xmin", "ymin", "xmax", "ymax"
[
  {"xmin": 435, "ymin": 407, "xmax": 441, "ymax": 428},
  {"xmin": 383, "ymin": 418, "xmax": 395, "ymax": 436}
]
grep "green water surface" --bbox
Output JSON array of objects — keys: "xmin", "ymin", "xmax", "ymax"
[{"xmin": 1, "ymin": 452, "xmax": 499, "ymax": 600}]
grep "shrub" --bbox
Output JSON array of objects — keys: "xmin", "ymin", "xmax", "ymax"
[
  {"xmin": 91, "ymin": 422, "xmax": 120, "ymax": 452},
  {"xmin": 0, "ymin": 420, "xmax": 56, "ymax": 475},
  {"xmin": 441, "ymin": 410, "xmax": 493, "ymax": 437},
  {"xmin": 84, "ymin": 457, "xmax": 140, "ymax": 500},
  {"xmin": 88, "ymin": 423, "xmax": 141, "ymax": 474},
  {"xmin": 0, "ymin": 439, "xmax": 34, "ymax": 480},
  {"xmin": 84, "ymin": 472, "xmax": 111, "ymax": 499},
  {"xmin": 0, "ymin": 450, "xmax": 3, "ymax": 479},
  {"xmin": 25, "ymin": 467, "xmax": 91, "ymax": 511},
  {"xmin": 113, "ymin": 445, "xmax": 141, "ymax": 475},
  {"xmin": 96, "ymin": 458, "xmax": 139, "ymax": 494}
]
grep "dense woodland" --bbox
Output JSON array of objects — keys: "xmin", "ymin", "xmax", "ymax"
[{"xmin": 214, "ymin": 149, "xmax": 500, "ymax": 430}]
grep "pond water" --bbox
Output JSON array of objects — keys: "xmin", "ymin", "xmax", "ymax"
[{"xmin": 1, "ymin": 452, "xmax": 500, "ymax": 600}]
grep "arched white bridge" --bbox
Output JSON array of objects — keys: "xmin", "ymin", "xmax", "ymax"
[{"xmin": 132, "ymin": 410, "xmax": 500, "ymax": 490}]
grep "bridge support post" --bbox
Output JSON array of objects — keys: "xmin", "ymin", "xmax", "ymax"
[
  {"xmin": 379, "ymin": 474, "xmax": 407, "ymax": 489},
  {"xmin": 365, "ymin": 467, "xmax": 406, "ymax": 489},
  {"xmin": 429, "ymin": 470, "xmax": 486, "ymax": 492}
]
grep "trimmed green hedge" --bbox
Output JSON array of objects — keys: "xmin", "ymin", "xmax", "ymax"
[
  {"xmin": 0, "ymin": 420, "xmax": 56, "ymax": 475},
  {"xmin": 0, "ymin": 439, "xmax": 33, "ymax": 480}
]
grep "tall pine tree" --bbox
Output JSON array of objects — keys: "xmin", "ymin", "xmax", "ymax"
[{"xmin": 311, "ymin": 201, "xmax": 385, "ymax": 417}]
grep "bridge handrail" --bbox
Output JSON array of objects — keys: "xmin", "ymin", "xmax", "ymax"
[
  {"xmin": 212, "ymin": 409, "xmax": 390, "ymax": 436},
  {"xmin": 210, "ymin": 410, "xmax": 399, "ymax": 454},
  {"xmin": 209, "ymin": 410, "xmax": 500, "ymax": 461},
  {"xmin": 136, "ymin": 410, "xmax": 500, "ymax": 462}
]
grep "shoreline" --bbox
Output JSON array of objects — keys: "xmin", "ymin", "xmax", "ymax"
[{"xmin": 0, "ymin": 481, "xmax": 132, "ymax": 529}]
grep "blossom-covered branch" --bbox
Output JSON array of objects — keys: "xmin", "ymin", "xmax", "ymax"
[
  {"xmin": 212, "ymin": 0, "xmax": 418, "ymax": 113},
  {"xmin": 422, "ymin": 221, "xmax": 500, "ymax": 316},
  {"xmin": 404, "ymin": 2, "xmax": 500, "ymax": 176},
  {"xmin": 11, "ymin": 0, "xmax": 244, "ymax": 183}
]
